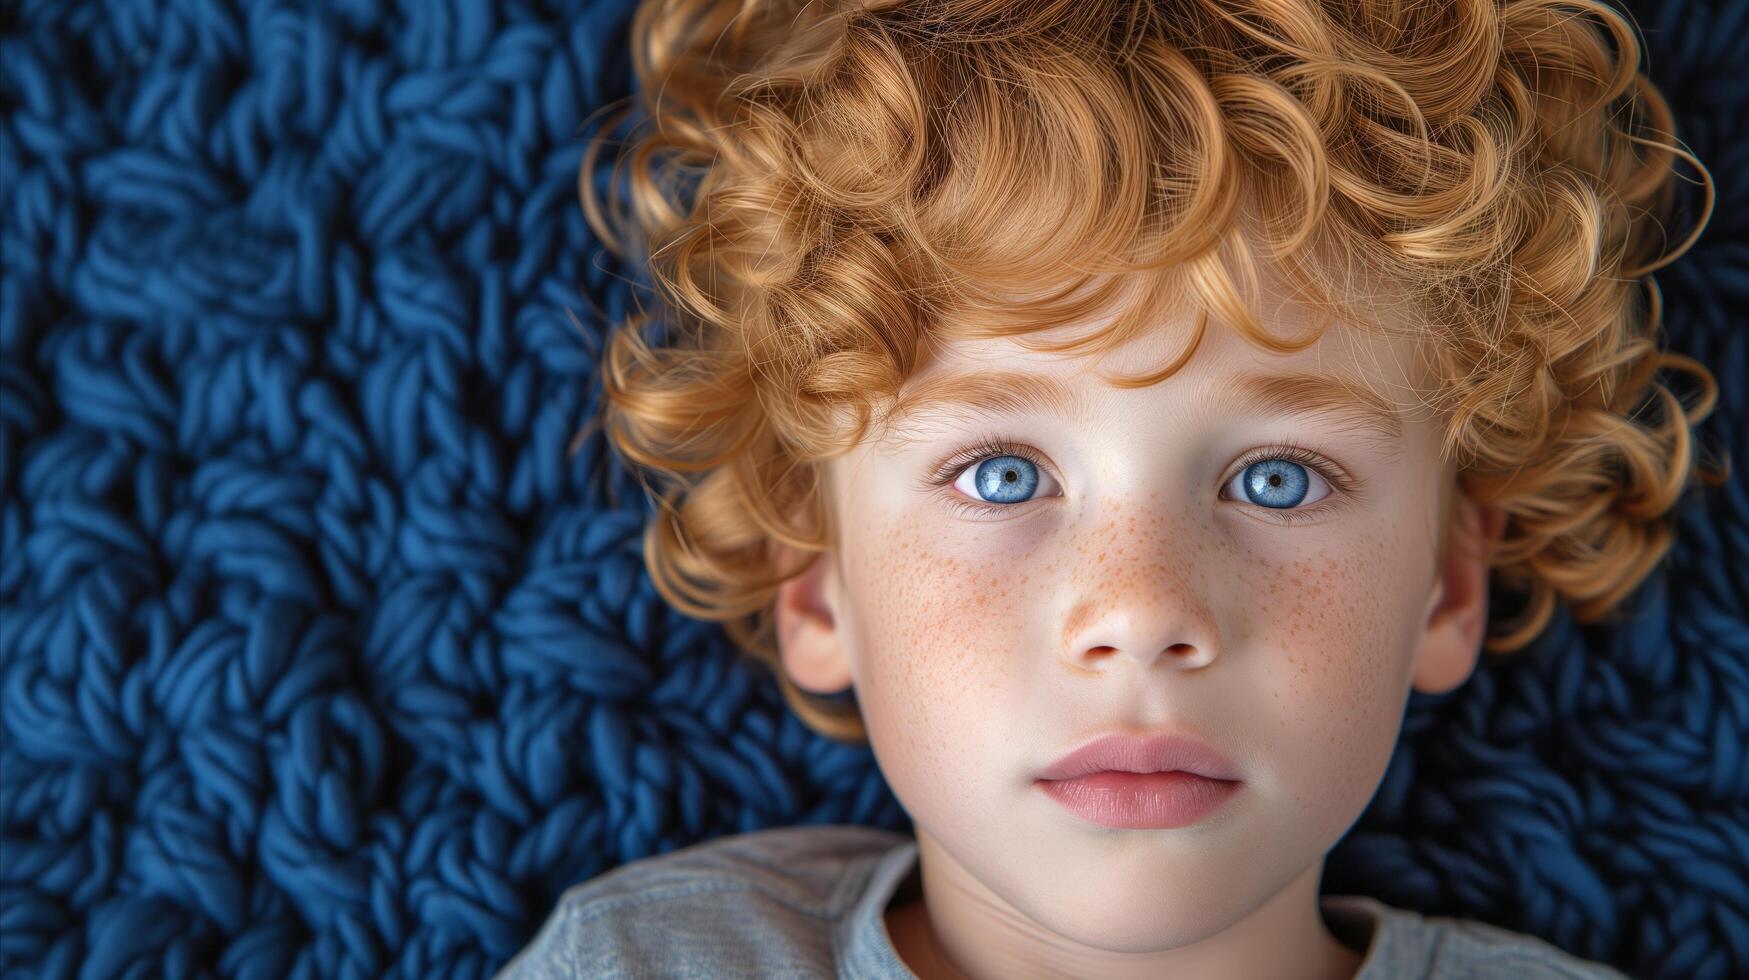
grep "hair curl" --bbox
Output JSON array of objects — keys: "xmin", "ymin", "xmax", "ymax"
[{"xmin": 575, "ymin": 0, "xmax": 1727, "ymax": 745}]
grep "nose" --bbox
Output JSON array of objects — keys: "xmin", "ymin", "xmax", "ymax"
[{"xmin": 1061, "ymin": 570, "xmax": 1220, "ymax": 673}]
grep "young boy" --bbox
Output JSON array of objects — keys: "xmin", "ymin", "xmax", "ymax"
[{"xmin": 498, "ymin": 0, "xmax": 1719, "ymax": 976}]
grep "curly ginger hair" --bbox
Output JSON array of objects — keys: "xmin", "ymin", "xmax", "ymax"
[{"xmin": 574, "ymin": 0, "xmax": 1727, "ymax": 745}]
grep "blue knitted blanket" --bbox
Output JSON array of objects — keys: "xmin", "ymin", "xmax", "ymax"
[{"xmin": 2, "ymin": 1, "xmax": 1744, "ymax": 977}]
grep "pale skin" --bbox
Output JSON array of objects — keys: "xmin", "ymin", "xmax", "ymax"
[{"xmin": 773, "ymin": 291, "xmax": 1507, "ymax": 980}]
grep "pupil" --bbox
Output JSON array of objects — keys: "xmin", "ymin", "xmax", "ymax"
[
  {"xmin": 1268, "ymin": 474, "xmax": 1281, "ymax": 486},
  {"xmin": 1004, "ymin": 470, "xmax": 1017, "ymax": 482}
]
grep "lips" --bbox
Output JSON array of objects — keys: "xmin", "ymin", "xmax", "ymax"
[
  {"xmin": 1035, "ymin": 731, "xmax": 1242, "ymax": 782},
  {"xmin": 1037, "ymin": 770, "xmax": 1242, "ymax": 829},
  {"xmin": 1035, "ymin": 731, "xmax": 1244, "ymax": 829}
]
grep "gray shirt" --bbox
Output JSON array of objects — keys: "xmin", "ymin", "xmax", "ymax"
[{"xmin": 495, "ymin": 824, "xmax": 1630, "ymax": 979}]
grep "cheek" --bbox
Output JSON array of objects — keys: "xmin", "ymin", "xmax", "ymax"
[
  {"xmin": 1240, "ymin": 519, "xmax": 1426, "ymax": 811},
  {"xmin": 845, "ymin": 517, "xmax": 1039, "ymax": 796},
  {"xmin": 853, "ymin": 517, "xmax": 1043, "ymax": 678}
]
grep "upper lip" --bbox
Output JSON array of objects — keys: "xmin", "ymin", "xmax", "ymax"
[{"xmin": 1036, "ymin": 732, "xmax": 1242, "ymax": 782}]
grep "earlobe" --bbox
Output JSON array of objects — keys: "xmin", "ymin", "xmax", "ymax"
[
  {"xmin": 1410, "ymin": 498, "xmax": 1506, "ymax": 695},
  {"xmin": 772, "ymin": 545, "xmax": 855, "ymax": 696}
]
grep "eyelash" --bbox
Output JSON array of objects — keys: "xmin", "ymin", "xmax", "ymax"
[{"xmin": 918, "ymin": 435, "xmax": 1359, "ymax": 525}]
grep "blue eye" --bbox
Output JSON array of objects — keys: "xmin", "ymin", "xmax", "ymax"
[
  {"xmin": 1227, "ymin": 458, "xmax": 1332, "ymax": 510},
  {"xmin": 968, "ymin": 455, "xmax": 1040, "ymax": 503}
]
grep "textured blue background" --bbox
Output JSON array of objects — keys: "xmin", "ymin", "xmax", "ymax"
[{"xmin": 1, "ymin": 0, "xmax": 1744, "ymax": 977}]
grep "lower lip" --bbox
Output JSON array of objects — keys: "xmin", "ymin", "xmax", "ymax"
[{"xmin": 1036, "ymin": 771, "xmax": 1242, "ymax": 829}]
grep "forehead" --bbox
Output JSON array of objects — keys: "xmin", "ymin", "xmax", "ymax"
[{"xmin": 873, "ymin": 313, "xmax": 1427, "ymax": 454}]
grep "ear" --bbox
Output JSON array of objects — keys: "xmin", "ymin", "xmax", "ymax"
[
  {"xmin": 1410, "ymin": 494, "xmax": 1507, "ymax": 695},
  {"xmin": 771, "ymin": 543, "xmax": 856, "ymax": 696}
]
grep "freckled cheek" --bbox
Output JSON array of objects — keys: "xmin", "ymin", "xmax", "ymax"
[
  {"xmin": 1242, "ymin": 532, "xmax": 1420, "ymax": 813},
  {"xmin": 848, "ymin": 520, "xmax": 1040, "ymax": 793},
  {"xmin": 857, "ymin": 520, "xmax": 1041, "ymax": 671}
]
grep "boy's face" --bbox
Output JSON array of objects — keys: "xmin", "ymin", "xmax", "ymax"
[{"xmin": 775, "ymin": 294, "xmax": 1500, "ymax": 969}]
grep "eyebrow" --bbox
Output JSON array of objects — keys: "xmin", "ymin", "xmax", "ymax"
[{"xmin": 876, "ymin": 368, "xmax": 1406, "ymax": 452}]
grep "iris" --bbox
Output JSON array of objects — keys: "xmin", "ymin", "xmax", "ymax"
[
  {"xmin": 973, "ymin": 456, "xmax": 1039, "ymax": 504},
  {"xmin": 1240, "ymin": 460, "xmax": 1309, "ymax": 508}
]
